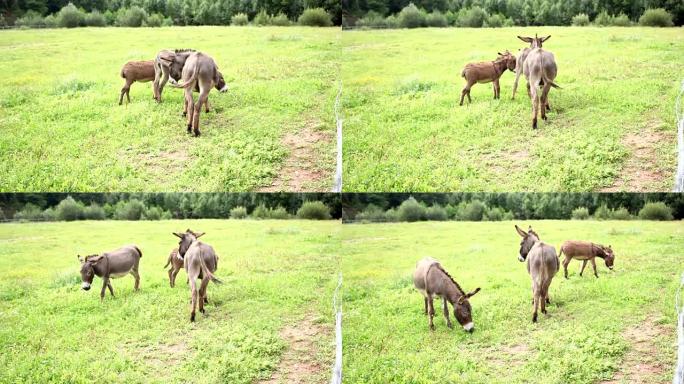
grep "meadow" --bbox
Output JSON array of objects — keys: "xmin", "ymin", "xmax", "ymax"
[
  {"xmin": 0, "ymin": 27, "xmax": 339, "ymax": 192},
  {"xmin": 341, "ymin": 27, "xmax": 684, "ymax": 192},
  {"xmin": 0, "ymin": 220, "xmax": 339, "ymax": 383},
  {"xmin": 341, "ymin": 220, "xmax": 684, "ymax": 383}
]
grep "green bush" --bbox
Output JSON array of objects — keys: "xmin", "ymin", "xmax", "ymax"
[
  {"xmin": 572, "ymin": 13, "xmax": 590, "ymax": 26},
  {"xmin": 356, "ymin": 204, "xmax": 386, "ymax": 222},
  {"xmin": 117, "ymin": 6, "xmax": 147, "ymax": 27},
  {"xmin": 484, "ymin": 13, "xmax": 504, "ymax": 27},
  {"xmin": 41, "ymin": 207, "xmax": 57, "ymax": 221},
  {"xmin": 639, "ymin": 8, "xmax": 674, "ymax": 27},
  {"xmin": 231, "ymin": 13, "xmax": 249, "ymax": 26},
  {"xmin": 298, "ymin": 8, "xmax": 332, "ymax": 27},
  {"xmin": 271, "ymin": 13, "xmax": 291, "ymax": 26},
  {"xmin": 103, "ymin": 10, "xmax": 116, "ymax": 25},
  {"xmin": 594, "ymin": 204, "xmax": 611, "ymax": 220},
  {"xmin": 142, "ymin": 206, "xmax": 162, "ymax": 220},
  {"xmin": 43, "ymin": 14, "xmax": 57, "ymax": 27},
  {"xmin": 114, "ymin": 199, "xmax": 145, "ymax": 220},
  {"xmin": 252, "ymin": 204, "xmax": 270, "ymax": 219},
  {"xmin": 57, "ymin": 3, "xmax": 85, "ymax": 28},
  {"xmin": 145, "ymin": 13, "xmax": 164, "ymax": 27},
  {"xmin": 55, "ymin": 196, "xmax": 85, "ymax": 221},
  {"xmin": 230, "ymin": 206, "xmax": 248, "ymax": 219},
  {"xmin": 425, "ymin": 11, "xmax": 448, "ymax": 27},
  {"xmin": 16, "ymin": 11, "xmax": 46, "ymax": 28},
  {"xmin": 268, "ymin": 207, "xmax": 289, "ymax": 219},
  {"xmin": 254, "ymin": 10, "xmax": 271, "ymax": 26},
  {"xmin": 357, "ymin": 11, "xmax": 387, "ymax": 28},
  {"xmin": 456, "ymin": 6, "xmax": 487, "ymax": 28},
  {"xmin": 14, "ymin": 203, "xmax": 43, "ymax": 221},
  {"xmin": 502, "ymin": 211, "xmax": 515, "ymax": 221},
  {"xmin": 484, "ymin": 206, "xmax": 504, "ymax": 221},
  {"xmin": 297, "ymin": 201, "xmax": 331, "ymax": 220},
  {"xmin": 384, "ymin": 208, "xmax": 400, "ymax": 222},
  {"xmin": 397, "ymin": 197, "xmax": 426, "ymax": 222},
  {"xmin": 611, "ymin": 13, "xmax": 631, "ymax": 26},
  {"xmin": 398, "ymin": 3, "xmax": 426, "ymax": 28},
  {"xmin": 385, "ymin": 15, "xmax": 399, "ymax": 28},
  {"xmin": 83, "ymin": 204, "xmax": 106, "ymax": 220},
  {"xmin": 610, "ymin": 207, "xmax": 631, "ymax": 220},
  {"xmin": 162, "ymin": 17, "xmax": 173, "ymax": 26},
  {"xmin": 460, "ymin": 200, "xmax": 486, "ymax": 221},
  {"xmin": 161, "ymin": 210, "xmax": 173, "ymax": 220},
  {"xmin": 594, "ymin": 11, "xmax": 612, "ymax": 26},
  {"xmin": 84, "ymin": 10, "xmax": 106, "ymax": 26},
  {"xmin": 425, "ymin": 204, "xmax": 447, "ymax": 221},
  {"xmin": 638, "ymin": 202, "xmax": 673, "ymax": 220},
  {"xmin": 571, "ymin": 207, "xmax": 590, "ymax": 220}
]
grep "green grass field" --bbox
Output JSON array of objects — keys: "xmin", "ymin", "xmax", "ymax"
[
  {"xmin": 341, "ymin": 220, "xmax": 684, "ymax": 383},
  {"xmin": 0, "ymin": 27, "xmax": 339, "ymax": 192},
  {"xmin": 341, "ymin": 27, "xmax": 684, "ymax": 192},
  {"xmin": 0, "ymin": 220, "xmax": 339, "ymax": 383}
]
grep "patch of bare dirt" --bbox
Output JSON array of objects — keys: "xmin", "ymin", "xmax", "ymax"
[
  {"xmin": 260, "ymin": 121, "xmax": 331, "ymax": 192},
  {"xmin": 483, "ymin": 149, "xmax": 531, "ymax": 176},
  {"xmin": 258, "ymin": 315, "xmax": 329, "ymax": 384},
  {"xmin": 602, "ymin": 123, "xmax": 672, "ymax": 192},
  {"xmin": 487, "ymin": 343, "xmax": 531, "ymax": 367},
  {"xmin": 128, "ymin": 339, "xmax": 189, "ymax": 371},
  {"xmin": 599, "ymin": 318, "xmax": 670, "ymax": 384}
]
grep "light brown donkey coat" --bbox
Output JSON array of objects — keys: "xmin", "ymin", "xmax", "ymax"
[
  {"xmin": 559, "ymin": 240, "xmax": 614, "ymax": 279},
  {"xmin": 460, "ymin": 51, "xmax": 516, "ymax": 106}
]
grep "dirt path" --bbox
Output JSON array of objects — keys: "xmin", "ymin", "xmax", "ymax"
[
  {"xmin": 260, "ymin": 121, "xmax": 331, "ymax": 192},
  {"xmin": 602, "ymin": 121, "xmax": 673, "ymax": 192},
  {"xmin": 258, "ymin": 315, "xmax": 329, "ymax": 384},
  {"xmin": 599, "ymin": 318, "xmax": 670, "ymax": 383}
]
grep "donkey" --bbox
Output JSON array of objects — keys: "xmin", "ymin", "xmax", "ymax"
[
  {"xmin": 153, "ymin": 49, "xmax": 196, "ymax": 103},
  {"xmin": 515, "ymin": 225, "xmax": 559, "ymax": 323},
  {"xmin": 559, "ymin": 241, "xmax": 614, "ymax": 279},
  {"xmin": 413, "ymin": 257, "xmax": 481, "ymax": 332},
  {"xmin": 119, "ymin": 60, "xmax": 155, "ymax": 105},
  {"xmin": 511, "ymin": 47, "xmax": 530, "ymax": 100},
  {"xmin": 173, "ymin": 229, "xmax": 222, "ymax": 321},
  {"xmin": 163, "ymin": 247, "xmax": 184, "ymax": 288},
  {"xmin": 518, "ymin": 35, "xmax": 560, "ymax": 129},
  {"xmin": 460, "ymin": 51, "xmax": 516, "ymax": 106},
  {"xmin": 170, "ymin": 52, "xmax": 228, "ymax": 136},
  {"xmin": 77, "ymin": 245, "xmax": 142, "ymax": 301}
]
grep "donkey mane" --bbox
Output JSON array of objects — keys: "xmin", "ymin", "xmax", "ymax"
[
  {"xmin": 174, "ymin": 48, "xmax": 196, "ymax": 53},
  {"xmin": 435, "ymin": 263, "xmax": 465, "ymax": 296}
]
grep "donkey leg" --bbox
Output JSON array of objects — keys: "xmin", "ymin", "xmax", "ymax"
[
  {"xmin": 158, "ymin": 72, "xmax": 169, "ymax": 103},
  {"xmin": 460, "ymin": 87, "xmax": 468, "ymax": 106},
  {"xmin": 591, "ymin": 258, "xmax": 599, "ymax": 278},
  {"xmin": 100, "ymin": 277, "xmax": 109, "ymax": 301},
  {"xmin": 512, "ymin": 71, "xmax": 521, "ymax": 99},
  {"xmin": 171, "ymin": 269, "xmax": 180, "ymax": 288},
  {"xmin": 540, "ymin": 83, "xmax": 551, "ymax": 121},
  {"xmin": 107, "ymin": 281, "xmax": 114, "ymax": 297},
  {"xmin": 130, "ymin": 269, "xmax": 140, "ymax": 291},
  {"xmin": 119, "ymin": 87, "xmax": 127, "ymax": 105},
  {"xmin": 205, "ymin": 99, "xmax": 211, "ymax": 113},
  {"xmin": 579, "ymin": 260, "xmax": 588, "ymax": 277},
  {"xmin": 530, "ymin": 85, "xmax": 539, "ymax": 129},
  {"xmin": 193, "ymin": 91, "xmax": 209, "ymax": 137},
  {"xmin": 198, "ymin": 277, "xmax": 210, "ymax": 314},
  {"xmin": 423, "ymin": 296, "xmax": 428, "ymax": 315},
  {"xmin": 442, "ymin": 298, "xmax": 453, "ymax": 329},
  {"xmin": 189, "ymin": 279, "xmax": 198, "ymax": 322},
  {"xmin": 563, "ymin": 256, "xmax": 571, "ymax": 279},
  {"xmin": 493, "ymin": 79, "xmax": 500, "ymax": 99},
  {"xmin": 427, "ymin": 294, "xmax": 435, "ymax": 330},
  {"xmin": 184, "ymin": 88, "xmax": 194, "ymax": 133}
]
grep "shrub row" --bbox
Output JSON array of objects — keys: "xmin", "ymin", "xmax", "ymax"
[
  {"xmin": 571, "ymin": 202, "xmax": 673, "ymax": 221},
  {"xmin": 354, "ymin": 3, "xmax": 675, "ymax": 29},
  {"xmin": 11, "ymin": 197, "xmax": 333, "ymax": 222},
  {"xmin": 13, "ymin": 3, "xmax": 332, "ymax": 29}
]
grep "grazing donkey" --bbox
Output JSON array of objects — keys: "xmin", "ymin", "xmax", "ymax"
[
  {"xmin": 163, "ymin": 247, "xmax": 184, "ymax": 288},
  {"xmin": 170, "ymin": 52, "xmax": 228, "ymax": 136},
  {"xmin": 515, "ymin": 225, "xmax": 559, "ymax": 323},
  {"xmin": 413, "ymin": 257, "xmax": 481, "ymax": 332},
  {"xmin": 460, "ymin": 51, "xmax": 516, "ymax": 106},
  {"xmin": 119, "ymin": 60, "xmax": 155, "ymax": 105},
  {"xmin": 518, "ymin": 35, "xmax": 560, "ymax": 129},
  {"xmin": 559, "ymin": 241, "xmax": 614, "ymax": 279},
  {"xmin": 153, "ymin": 49, "xmax": 196, "ymax": 103},
  {"xmin": 511, "ymin": 47, "xmax": 531, "ymax": 100},
  {"xmin": 173, "ymin": 229, "xmax": 222, "ymax": 322},
  {"xmin": 77, "ymin": 245, "xmax": 142, "ymax": 301}
]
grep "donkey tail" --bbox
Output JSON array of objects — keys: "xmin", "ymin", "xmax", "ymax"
[
  {"xmin": 163, "ymin": 254, "xmax": 171, "ymax": 268},
  {"xmin": 133, "ymin": 245, "xmax": 142, "ymax": 258},
  {"xmin": 171, "ymin": 65, "xmax": 200, "ymax": 89},
  {"xmin": 198, "ymin": 247, "xmax": 222, "ymax": 284},
  {"xmin": 550, "ymin": 81, "xmax": 561, "ymax": 89}
]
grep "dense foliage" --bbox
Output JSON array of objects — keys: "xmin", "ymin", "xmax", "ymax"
[
  {"xmin": 1, "ymin": 193, "xmax": 341, "ymax": 221},
  {"xmin": 1, "ymin": 0, "xmax": 341, "ymax": 27},
  {"xmin": 343, "ymin": 0, "xmax": 682, "ymax": 27},
  {"xmin": 343, "ymin": 193, "xmax": 684, "ymax": 221}
]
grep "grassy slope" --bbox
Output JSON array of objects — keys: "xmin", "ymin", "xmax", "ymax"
[
  {"xmin": 0, "ymin": 220, "xmax": 339, "ymax": 383},
  {"xmin": 341, "ymin": 220, "xmax": 684, "ymax": 383},
  {"xmin": 341, "ymin": 27, "xmax": 683, "ymax": 191},
  {"xmin": 0, "ymin": 27, "xmax": 339, "ymax": 192}
]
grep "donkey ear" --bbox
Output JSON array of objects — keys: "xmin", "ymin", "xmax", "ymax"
[
  {"xmin": 515, "ymin": 225, "xmax": 527, "ymax": 237},
  {"xmin": 541, "ymin": 35, "xmax": 551, "ymax": 42},
  {"xmin": 77, "ymin": 255, "xmax": 84, "ymax": 264},
  {"xmin": 457, "ymin": 296, "xmax": 465, "ymax": 304},
  {"xmin": 159, "ymin": 52, "xmax": 175, "ymax": 63},
  {"xmin": 517, "ymin": 36, "xmax": 532, "ymax": 43},
  {"xmin": 195, "ymin": 232, "xmax": 205, "ymax": 238},
  {"xmin": 173, "ymin": 232, "xmax": 183, "ymax": 238},
  {"xmin": 467, "ymin": 287, "xmax": 481, "ymax": 298}
]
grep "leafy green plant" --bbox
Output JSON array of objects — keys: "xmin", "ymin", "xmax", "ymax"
[
  {"xmin": 296, "ymin": 201, "xmax": 331, "ymax": 220},
  {"xmin": 639, "ymin": 8, "xmax": 674, "ymax": 27},
  {"xmin": 298, "ymin": 8, "xmax": 332, "ymax": 27},
  {"xmin": 638, "ymin": 202, "xmax": 673, "ymax": 220}
]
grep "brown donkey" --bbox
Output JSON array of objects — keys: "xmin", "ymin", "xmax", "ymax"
[
  {"xmin": 559, "ymin": 240, "xmax": 614, "ymax": 279},
  {"xmin": 515, "ymin": 225, "xmax": 559, "ymax": 323},
  {"xmin": 460, "ymin": 51, "xmax": 516, "ymax": 106},
  {"xmin": 518, "ymin": 34, "xmax": 560, "ymax": 128},
  {"xmin": 413, "ymin": 257, "xmax": 481, "ymax": 332},
  {"xmin": 163, "ymin": 247, "xmax": 184, "ymax": 288}
]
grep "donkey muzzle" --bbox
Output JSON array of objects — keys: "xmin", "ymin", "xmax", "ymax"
[
  {"xmin": 81, "ymin": 283, "xmax": 91, "ymax": 291},
  {"xmin": 518, "ymin": 255, "xmax": 525, "ymax": 262},
  {"xmin": 463, "ymin": 322, "xmax": 474, "ymax": 333},
  {"xmin": 219, "ymin": 84, "xmax": 229, "ymax": 93}
]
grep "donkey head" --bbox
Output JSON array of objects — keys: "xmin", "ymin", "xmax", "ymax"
[
  {"xmin": 172, "ymin": 229, "xmax": 205, "ymax": 257},
  {"xmin": 601, "ymin": 245, "xmax": 615, "ymax": 270},
  {"xmin": 517, "ymin": 34, "xmax": 550, "ymax": 49},
  {"xmin": 159, "ymin": 49, "xmax": 195, "ymax": 81},
  {"xmin": 497, "ymin": 50, "xmax": 517, "ymax": 72},
  {"xmin": 215, "ymin": 71, "xmax": 228, "ymax": 93},
  {"xmin": 515, "ymin": 225, "xmax": 539, "ymax": 262},
  {"xmin": 454, "ymin": 287, "xmax": 481, "ymax": 332},
  {"xmin": 77, "ymin": 254, "xmax": 103, "ymax": 291}
]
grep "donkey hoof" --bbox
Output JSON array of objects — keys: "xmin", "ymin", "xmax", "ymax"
[
  {"xmin": 190, "ymin": 313, "xmax": 196, "ymax": 322},
  {"xmin": 542, "ymin": 115, "xmax": 548, "ymax": 121},
  {"xmin": 200, "ymin": 308, "xmax": 205, "ymax": 314},
  {"xmin": 447, "ymin": 323, "xmax": 453, "ymax": 329},
  {"xmin": 532, "ymin": 315, "xmax": 538, "ymax": 323},
  {"xmin": 429, "ymin": 325, "xmax": 435, "ymax": 331}
]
